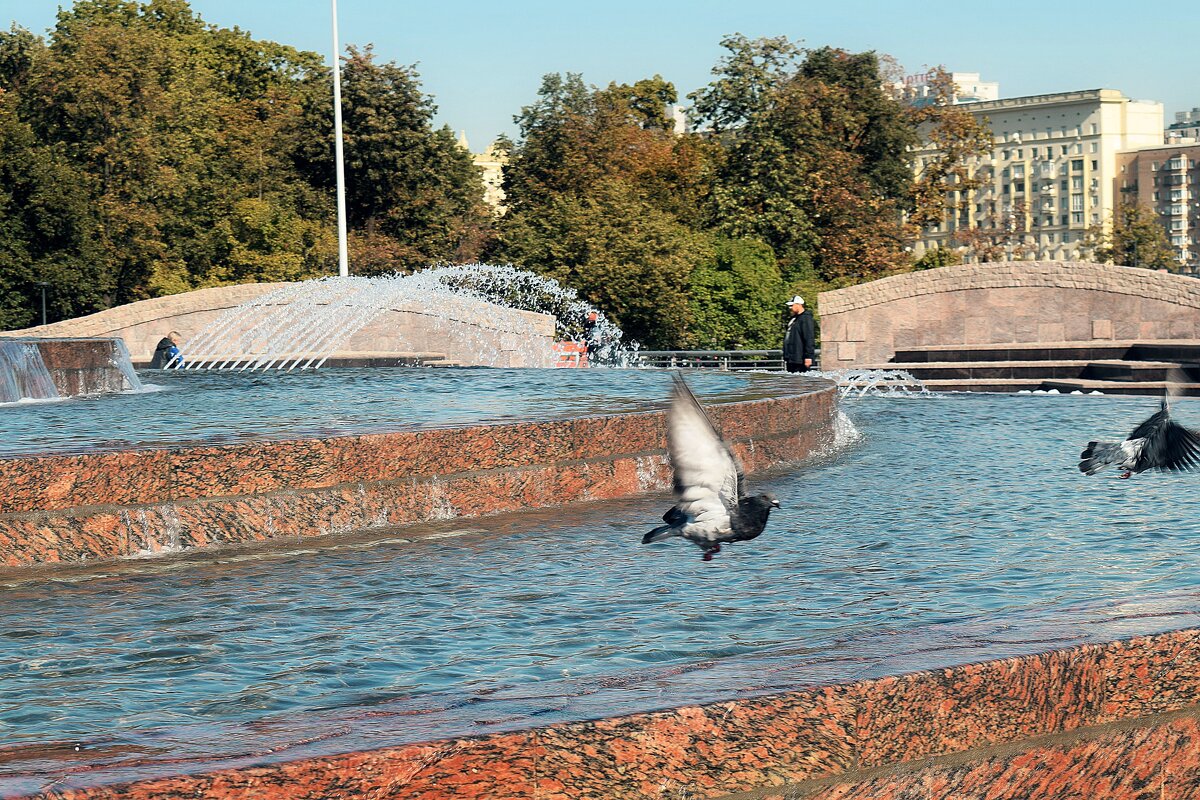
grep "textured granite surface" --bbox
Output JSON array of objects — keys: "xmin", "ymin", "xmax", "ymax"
[
  {"xmin": 0, "ymin": 376, "xmax": 836, "ymax": 567},
  {"xmin": 22, "ymin": 627, "xmax": 1200, "ymax": 799}
]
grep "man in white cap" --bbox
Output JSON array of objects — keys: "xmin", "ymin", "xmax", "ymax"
[{"xmin": 783, "ymin": 295, "xmax": 815, "ymax": 373}]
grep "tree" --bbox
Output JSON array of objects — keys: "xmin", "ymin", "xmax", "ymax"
[
  {"xmin": 907, "ymin": 67, "xmax": 994, "ymax": 231},
  {"xmin": 0, "ymin": 93, "xmax": 107, "ymax": 327},
  {"xmin": 298, "ymin": 45, "xmax": 491, "ymax": 270},
  {"xmin": 691, "ymin": 37, "xmax": 913, "ymax": 283},
  {"xmin": 494, "ymin": 180, "xmax": 699, "ymax": 348},
  {"xmin": 687, "ymin": 238, "xmax": 783, "ymax": 349},
  {"xmin": 1086, "ymin": 202, "xmax": 1178, "ymax": 270}
]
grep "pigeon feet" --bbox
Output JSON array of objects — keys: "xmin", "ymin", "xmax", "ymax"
[
  {"xmin": 701, "ymin": 544, "xmax": 721, "ymax": 561},
  {"xmin": 1119, "ymin": 471, "xmax": 1132, "ymax": 479}
]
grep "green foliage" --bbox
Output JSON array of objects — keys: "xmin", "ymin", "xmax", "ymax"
[
  {"xmin": 691, "ymin": 37, "xmax": 913, "ymax": 284},
  {"xmin": 0, "ymin": 94, "xmax": 107, "ymax": 327},
  {"xmin": 1086, "ymin": 202, "xmax": 1179, "ymax": 270},
  {"xmin": 298, "ymin": 46, "xmax": 491, "ymax": 268},
  {"xmin": 912, "ymin": 246, "xmax": 963, "ymax": 271},
  {"xmin": 494, "ymin": 181, "xmax": 699, "ymax": 348},
  {"xmin": 0, "ymin": 1, "xmax": 489, "ymax": 327},
  {"xmin": 687, "ymin": 238, "xmax": 783, "ymax": 349}
]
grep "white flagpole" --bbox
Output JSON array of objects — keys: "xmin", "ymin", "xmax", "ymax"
[{"xmin": 331, "ymin": 0, "xmax": 349, "ymax": 277}]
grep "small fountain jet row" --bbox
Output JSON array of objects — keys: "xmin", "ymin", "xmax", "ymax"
[
  {"xmin": 643, "ymin": 373, "xmax": 780, "ymax": 560},
  {"xmin": 1079, "ymin": 391, "xmax": 1200, "ymax": 479}
]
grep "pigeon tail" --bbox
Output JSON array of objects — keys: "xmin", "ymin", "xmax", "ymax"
[
  {"xmin": 1079, "ymin": 440, "xmax": 1122, "ymax": 475},
  {"xmin": 643, "ymin": 525, "xmax": 682, "ymax": 544}
]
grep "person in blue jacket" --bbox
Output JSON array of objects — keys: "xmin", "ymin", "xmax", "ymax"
[{"xmin": 149, "ymin": 331, "xmax": 184, "ymax": 369}]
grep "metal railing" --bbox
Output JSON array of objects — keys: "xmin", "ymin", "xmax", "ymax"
[{"xmin": 630, "ymin": 349, "xmax": 787, "ymax": 372}]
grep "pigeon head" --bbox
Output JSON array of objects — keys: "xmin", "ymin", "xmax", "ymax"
[{"xmin": 748, "ymin": 493, "xmax": 780, "ymax": 511}]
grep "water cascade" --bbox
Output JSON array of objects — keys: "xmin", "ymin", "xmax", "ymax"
[
  {"xmin": 180, "ymin": 264, "xmax": 627, "ymax": 370},
  {"xmin": 0, "ymin": 341, "xmax": 59, "ymax": 403}
]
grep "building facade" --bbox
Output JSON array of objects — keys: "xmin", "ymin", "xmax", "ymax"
[
  {"xmin": 913, "ymin": 89, "xmax": 1164, "ymax": 263},
  {"xmin": 1115, "ymin": 144, "xmax": 1200, "ymax": 268},
  {"xmin": 1167, "ymin": 108, "xmax": 1200, "ymax": 142},
  {"xmin": 898, "ymin": 71, "xmax": 999, "ymax": 106}
]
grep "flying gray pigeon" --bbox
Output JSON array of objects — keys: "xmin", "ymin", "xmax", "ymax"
[
  {"xmin": 1079, "ymin": 396, "xmax": 1200, "ymax": 478},
  {"xmin": 643, "ymin": 373, "xmax": 779, "ymax": 560}
]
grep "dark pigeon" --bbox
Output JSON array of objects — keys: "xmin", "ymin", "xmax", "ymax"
[
  {"xmin": 1080, "ymin": 396, "xmax": 1200, "ymax": 478},
  {"xmin": 643, "ymin": 373, "xmax": 779, "ymax": 560}
]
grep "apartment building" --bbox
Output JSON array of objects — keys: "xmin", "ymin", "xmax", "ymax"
[
  {"xmin": 1167, "ymin": 108, "xmax": 1200, "ymax": 141},
  {"xmin": 913, "ymin": 89, "xmax": 1164, "ymax": 262},
  {"xmin": 1115, "ymin": 144, "xmax": 1200, "ymax": 268}
]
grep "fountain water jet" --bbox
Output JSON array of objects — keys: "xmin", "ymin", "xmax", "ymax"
[{"xmin": 180, "ymin": 264, "xmax": 628, "ymax": 370}]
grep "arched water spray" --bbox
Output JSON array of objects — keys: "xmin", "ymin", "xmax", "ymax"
[
  {"xmin": 180, "ymin": 264, "xmax": 627, "ymax": 370},
  {"xmin": 810, "ymin": 368, "xmax": 930, "ymax": 398}
]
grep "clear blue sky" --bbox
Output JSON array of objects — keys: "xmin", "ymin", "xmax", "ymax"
[{"xmin": 3, "ymin": 1, "xmax": 1197, "ymax": 150}]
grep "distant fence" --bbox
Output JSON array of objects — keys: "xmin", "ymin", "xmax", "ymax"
[{"xmin": 631, "ymin": 350, "xmax": 787, "ymax": 371}]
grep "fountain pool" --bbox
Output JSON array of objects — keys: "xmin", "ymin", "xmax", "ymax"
[
  {"xmin": 0, "ymin": 367, "xmax": 750, "ymax": 457},
  {"xmin": 2, "ymin": 390, "xmax": 1200, "ymax": 795}
]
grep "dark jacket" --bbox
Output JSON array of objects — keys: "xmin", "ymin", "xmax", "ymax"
[
  {"xmin": 783, "ymin": 309, "xmax": 816, "ymax": 363},
  {"xmin": 149, "ymin": 337, "xmax": 181, "ymax": 369}
]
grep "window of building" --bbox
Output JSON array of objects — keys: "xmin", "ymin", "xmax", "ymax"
[
  {"xmin": 1172, "ymin": 220, "xmax": 1186, "ymax": 230},
  {"xmin": 1061, "ymin": 214, "xmax": 1069, "ymax": 226},
  {"xmin": 1171, "ymin": 204, "xmax": 1187, "ymax": 214},
  {"xmin": 1072, "ymin": 212, "xmax": 1083, "ymax": 223},
  {"xmin": 1072, "ymin": 143, "xmax": 1082, "ymax": 154},
  {"xmin": 1168, "ymin": 158, "xmax": 1183, "ymax": 170},
  {"xmin": 1071, "ymin": 176, "xmax": 1083, "ymax": 190},
  {"xmin": 1061, "ymin": 145, "xmax": 1069, "ymax": 155},
  {"xmin": 1002, "ymin": 150, "xmax": 1009, "ymax": 160},
  {"xmin": 1091, "ymin": 213, "xmax": 1099, "ymax": 223},
  {"xmin": 1090, "ymin": 123, "xmax": 1098, "ymax": 135},
  {"xmin": 1091, "ymin": 160, "xmax": 1098, "ymax": 170},
  {"xmin": 1154, "ymin": 191, "xmax": 1160, "ymax": 201},
  {"xmin": 1061, "ymin": 179, "xmax": 1068, "ymax": 191},
  {"xmin": 1172, "ymin": 189, "xmax": 1184, "ymax": 200},
  {"xmin": 1071, "ymin": 159, "xmax": 1084, "ymax": 171},
  {"xmin": 1173, "ymin": 235, "xmax": 1187, "ymax": 246},
  {"xmin": 1089, "ymin": 142, "xmax": 1098, "ymax": 153},
  {"xmin": 1152, "ymin": 161, "xmax": 1159, "ymax": 171}
]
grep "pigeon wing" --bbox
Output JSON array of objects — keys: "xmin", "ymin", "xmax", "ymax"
[
  {"xmin": 667, "ymin": 374, "xmax": 742, "ymax": 526},
  {"xmin": 1140, "ymin": 417, "xmax": 1200, "ymax": 472}
]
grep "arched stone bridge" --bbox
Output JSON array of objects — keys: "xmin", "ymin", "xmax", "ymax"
[{"xmin": 818, "ymin": 261, "xmax": 1200, "ymax": 367}]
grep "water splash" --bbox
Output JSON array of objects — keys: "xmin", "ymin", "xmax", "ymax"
[
  {"xmin": 180, "ymin": 264, "xmax": 628, "ymax": 371},
  {"xmin": 810, "ymin": 368, "xmax": 930, "ymax": 398}
]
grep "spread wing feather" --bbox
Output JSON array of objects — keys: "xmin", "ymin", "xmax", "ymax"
[{"xmin": 667, "ymin": 374, "xmax": 743, "ymax": 530}]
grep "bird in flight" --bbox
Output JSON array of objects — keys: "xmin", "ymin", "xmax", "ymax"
[
  {"xmin": 643, "ymin": 373, "xmax": 780, "ymax": 560},
  {"xmin": 1079, "ymin": 395, "xmax": 1200, "ymax": 478}
]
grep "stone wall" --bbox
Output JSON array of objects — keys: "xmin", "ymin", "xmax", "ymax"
[
  {"xmin": 0, "ymin": 338, "xmax": 140, "ymax": 401},
  {"xmin": 0, "ymin": 375, "xmax": 836, "ymax": 568},
  {"xmin": 5, "ymin": 282, "xmax": 558, "ymax": 368},
  {"xmin": 818, "ymin": 261, "xmax": 1200, "ymax": 366}
]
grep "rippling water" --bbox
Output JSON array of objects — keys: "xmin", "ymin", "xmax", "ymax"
[
  {"xmin": 3, "ymin": 390, "xmax": 1200, "ymax": 788},
  {"xmin": 0, "ymin": 368, "xmax": 748, "ymax": 456}
]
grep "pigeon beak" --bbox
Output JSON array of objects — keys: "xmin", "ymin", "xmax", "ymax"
[{"xmin": 771, "ymin": 500, "xmax": 781, "ymax": 508}]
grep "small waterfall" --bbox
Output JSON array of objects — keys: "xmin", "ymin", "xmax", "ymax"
[
  {"xmin": 0, "ymin": 341, "xmax": 60, "ymax": 403},
  {"xmin": 111, "ymin": 339, "xmax": 144, "ymax": 393},
  {"xmin": 181, "ymin": 264, "xmax": 628, "ymax": 371}
]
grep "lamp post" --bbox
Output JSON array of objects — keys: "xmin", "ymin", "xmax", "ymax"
[
  {"xmin": 34, "ymin": 282, "xmax": 49, "ymax": 327},
  {"xmin": 331, "ymin": 0, "xmax": 349, "ymax": 278}
]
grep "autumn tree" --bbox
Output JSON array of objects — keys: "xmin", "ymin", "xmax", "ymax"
[
  {"xmin": 691, "ymin": 37, "xmax": 914, "ymax": 284},
  {"xmin": 496, "ymin": 71, "xmax": 720, "ymax": 345},
  {"xmin": 1086, "ymin": 202, "xmax": 1178, "ymax": 270}
]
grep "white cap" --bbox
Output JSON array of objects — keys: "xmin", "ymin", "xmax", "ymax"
[{"xmin": 785, "ymin": 295, "xmax": 804, "ymax": 306}]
